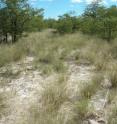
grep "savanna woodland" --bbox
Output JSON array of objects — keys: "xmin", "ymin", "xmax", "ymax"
[{"xmin": 0, "ymin": 0, "xmax": 117, "ymax": 124}]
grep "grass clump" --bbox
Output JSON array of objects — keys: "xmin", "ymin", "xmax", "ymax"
[
  {"xmin": 0, "ymin": 41, "xmax": 28, "ymax": 67},
  {"xmin": 28, "ymin": 75, "xmax": 70, "ymax": 124},
  {"xmin": 34, "ymin": 47, "xmax": 67, "ymax": 75},
  {"xmin": 41, "ymin": 75, "xmax": 69, "ymax": 112},
  {"xmin": 0, "ymin": 93, "xmax": 7, "ymax": 118},
  {"xmin": 107, "ymin": 70, "xmax": 117, "ymax": 88},
  {"xmin": 108, "ymin": 89, "xmax": 117, "ymax": 104},
  {"xmin": 106, "ymin": 63, "xmax": 117, "ymax": 88},
  {"xmin": 74, "ymin": 99, "xmax": 89, "ymax": 123},
  {"xmin": 72, "ymin": 74, "xmax": 103, "ymax": 122},
  {"xmin": 81, "ymin": 74, "xmax": 103, "ymax": 99},
  {"xmin": 108, "ymin": 106, "xmax": 117, "ymax": 124}
]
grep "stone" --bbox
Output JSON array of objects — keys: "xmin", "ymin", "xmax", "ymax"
[
  {"xmin": 0, "ymin": 67, "xmax": 7, "ymax": 74},
  {"xmin": 101, "ymin": 78, "xmax": 112, "ymax": 89},
  {"xmin": 26, "ymin": 65, "xmax": 33, "ymax": 70},
  {"xmin": 89, "ymin": 119, "xmax": 99, "ymax": 124},
  {"xmin": 97, "ymin": 118, "xmax": 106, "ymax": 124}
]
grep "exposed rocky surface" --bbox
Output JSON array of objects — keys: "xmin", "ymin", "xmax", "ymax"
[
  {"xmin": 0, "ymin": 57, "xmax": 116, "ymax": 124},
  {"xmin": 67, "ymin": 62, "xmax": 95, "ymax": 100}
]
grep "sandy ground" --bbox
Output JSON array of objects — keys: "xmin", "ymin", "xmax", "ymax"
[{"xmin": 0, "ymin": 57, "xmax": 116, "ymax": 124}]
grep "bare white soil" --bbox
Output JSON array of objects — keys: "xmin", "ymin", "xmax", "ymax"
[{"xmin": 0, "ymin": 57, "xmax": 116, "ymax": 124}]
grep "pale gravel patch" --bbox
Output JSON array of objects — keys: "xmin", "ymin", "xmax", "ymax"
[
  {"xmin": 67, "ymin": 63, "xmax": 95, "ymax": 99},
  {"xmin": 0, "ymin": 57, "xmax": 96, "ymax": 124},
  {"xmin": 89, "ymin": 89, "xmax": 108, "ymax": 112},
  {"xmin": 0, "ymin": 57, "xmax": 56, "ymax": 124}
]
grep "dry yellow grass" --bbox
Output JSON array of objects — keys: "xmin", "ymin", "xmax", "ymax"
[{"xmin": 0, "ymin": 30, "xmax": 117, "ymax": 124}]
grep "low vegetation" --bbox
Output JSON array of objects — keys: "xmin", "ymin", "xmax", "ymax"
[
  {"xmin": 28, "ymin": 75, "xmax": 70, "ymax": 124},
  {"xmin": 0, "ymin": 30, "xmax": 117, "ymax": 124},
  {"xmin": 107, "ymin": 67, "xmax": 117, "ymax": 88},
  {"xmin": 0, "ymin": 0, "xmax": 117, "ymax": 44},
  {"xmin": 108, "ymin": 106, "xmax": 117, "ymax": 124},
  {"xmin": 0, "ymin": 92, "xmax": 7, "ymax": 118},
  {"xmin": 81, "ymin": 74, "xmax": 103, "ymax": 99},
  {"xmin": 0, "ymin": 0, "xmax": 117, "ymax": 123}
]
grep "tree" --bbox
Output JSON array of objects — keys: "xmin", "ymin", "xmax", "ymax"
[
  {"xmin": 82, "ymin": 0, "xmax": 117, "ymax": 41},
  {"xmin": 103, "ymin": 6, "xmax": 117, "ymax": 41},
  {"xmin": 84, "ymin": 0, "xmax": 102, "ymax": 19},
  {"xmin": 0, "ymin": 0, "xmax": 31, "ymax": 42},
  {"xmin": 25, "ymin": 8, "xmax": 44, "ymax": 32},
  {"xmin": 95, "ymin": 5, "xmax": 117, "ymax": 41},
  {"xmin": 0, "ymin": 7, "xmax": 10, "ymax": 43},
  {"xmin": 82, "ymin": 0, "xmax": 102, "ymax": 35},
  {"xmin": 56, "ymin": 13, "xmax": 75, "ymax": 34},
  {"xmin": 44, "ymin": 18, "xmax": 57, "ymax": 29}
]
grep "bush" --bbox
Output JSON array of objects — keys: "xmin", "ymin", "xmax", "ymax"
[{"xmin": 57, "ymin": 19, "xmax": 73, "ymax": 34}]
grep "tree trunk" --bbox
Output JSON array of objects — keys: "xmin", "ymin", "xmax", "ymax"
[
  {"xmin": 12, "ymin": 33, "xmax": 17, "ymax": 43},
  {"xmin": 5, "ymin": 33, "xmax": 8, "ymax": 43}
]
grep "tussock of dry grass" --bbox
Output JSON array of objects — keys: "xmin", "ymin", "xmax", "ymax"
[
  {"xmin": 0, "ymin": 30, "xmax": 117, "ymax": 74},
  {"xmin": 107, "ymin": 66, "xmax": 117, "ymax": 88},
  {"xmin": 107, "ymin": 105, "xmax": 117, "ymax": 124},
  {"xmin": 0, "ymin": 93, "xmax": 8, "ymax": 118},
  {"xmin": 28, "ymin": 75, "xmax": 71, "ymax": 124},
  {"xmin": 81, "ymin": 74, "xmax": 103, "ymax": 99}
]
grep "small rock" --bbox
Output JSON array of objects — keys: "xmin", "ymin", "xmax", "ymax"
[
  {"xmin": 0, "ymin": 67, "xmax": 7, "ymax": 74},
  {"xmin": 12, "ymin": 69, "xmax": 20, "ymax": 75},
  {"xmin": 97, "ymin": 118, "xmax": 105, "ymax": 124},
  {"xmin": 86, "ymin": 112, "xmax": 99, "ymax": 119},
  {"xmin": 83, "ymin": 120, "xmax": 89, "ymax": 124},
  {"xmin": 89, "ymin": 119, "xmax": 99, "ymax": 124},
  {"xmin": 26, "ymin": 65, "xmax": 33, "ymax": 70},
  {"xmin": 101, "ymin": 78, "xmax": 112, "ymax": 89}
]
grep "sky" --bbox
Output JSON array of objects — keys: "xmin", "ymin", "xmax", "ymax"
[{"xmin": 29, "ymin": 0, "xmax": 117, "ymax": 18}]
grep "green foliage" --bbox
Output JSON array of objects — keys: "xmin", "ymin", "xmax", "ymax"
[
  {"xmin": 81, "ymin": 2, "xmax": 117, "ymax": 41},
  {"xmin": 45, "ymin": 18, "xmax": 57, "ymax": 29},
  {"xmin": 55, "ymin": 13, "xmax": 81, "ymax": 34},
  {"xmin": 45, "ymin": 1, "xmax": 117, "ymax": 41},
  {"xmin": 0, "ymin": 0, "xmax": 117, "ymax": 42},
  {"xmin": 0, "ymin": 0, "xmax": 44, "ymax": 43},
  {"xmin": 25, "ymin": 8, "xmax": 45, "ymax": 32},
  {"xmin": 0, "ymin": 0, "xmax": 30, "ymax": 42},
  {"xmin": 57, "ymin": 14, "xmax": 73, "ymax": 34}
]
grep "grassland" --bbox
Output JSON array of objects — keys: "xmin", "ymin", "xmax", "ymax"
[{"xmin": 0, "ymin": 30, "xmax": 117, "ymax": 124}]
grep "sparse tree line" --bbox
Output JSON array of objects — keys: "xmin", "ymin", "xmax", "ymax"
[
  {"xmin": 0, "ymin": 0, "xmax": 117, "ymax": 43},
  {"xmin": 51, "ymin": 1, "xmax": 117, "ymax": 42},
  {"xmin": 0, "ymin": 0, "xmax": 44, "ymax": 43}
]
